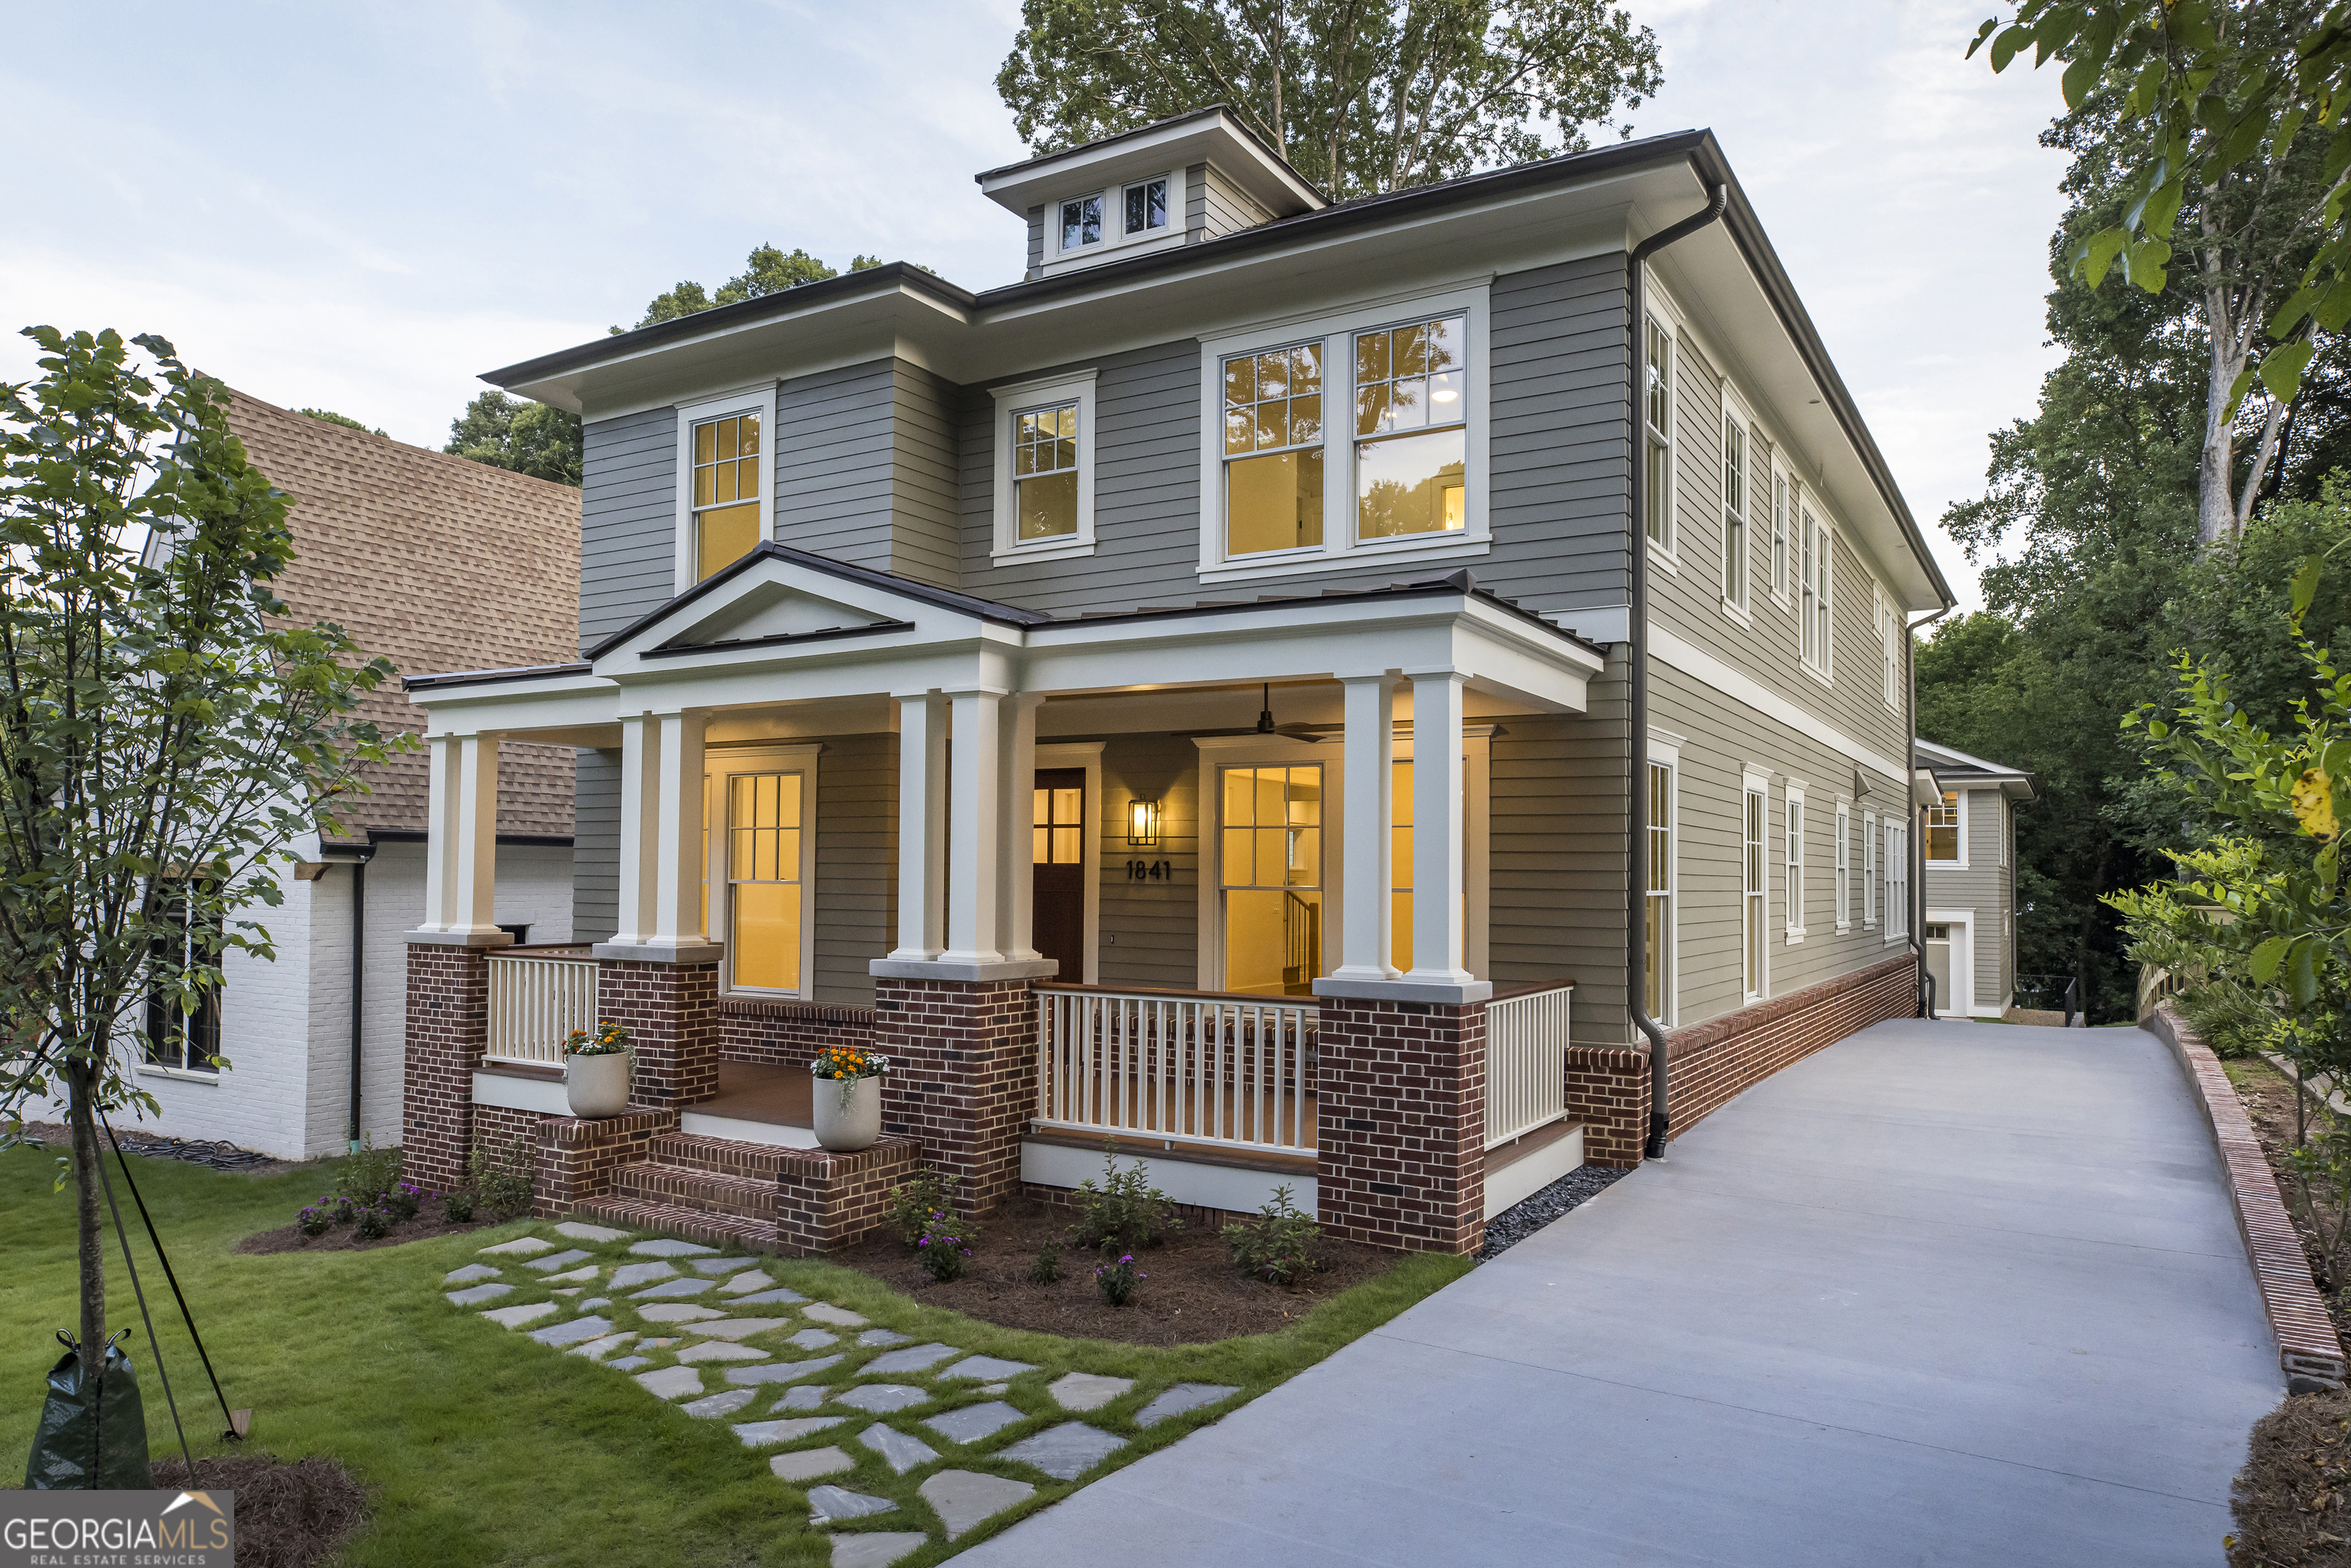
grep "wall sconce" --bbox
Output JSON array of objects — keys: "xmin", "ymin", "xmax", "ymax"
[{"xmin": 1127, "ymin": 797, "xmax": 1162, "ymax": 846}]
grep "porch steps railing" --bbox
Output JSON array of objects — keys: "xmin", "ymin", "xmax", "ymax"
[
  {"xmin": 1035, "ymin": 983, "xmax": 1318, "ymax": 1156},
  {"xmin": 1483, "ymin": 982, "xmax": 1573, "ymax": 1150},
  {"xmin": 485, "ymin": 944, "xmax": 598, "ymax": 1068}
]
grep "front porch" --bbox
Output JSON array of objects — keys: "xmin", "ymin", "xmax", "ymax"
[{"xmin": 399, "ymin": 550, "xmax": 1608, "ymax": 1255}]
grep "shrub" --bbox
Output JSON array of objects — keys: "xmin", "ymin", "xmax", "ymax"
[
  {"xmin": 442, "ymin": 1188, "xmax": 476, "ymax": 1224},
  {"xmin": 383, "ymin": 1181, "xmax": 422, "ymax": 1222},
  {"xmin": 1094, "ymin": 1253, "xmax": 1143, "ymax": 1306},
  {"xmin": 334, "ymin": 1135, "xmax": 403, "ymax": 1205},
  {"xmin": 354, "ymin": 1205, "xmax": 392, "ymax": 1241},
  {"xmin": 1222, "ymin": 1183, "xmax": 1322, "ymax": 1286},
  {"xmin": 915, "ymin": 1208, "xmax": 974, "ymax": 1283},
  {"xmin": 1029, "ymin": 1240, "xmax": 1064, "ymax": 1285},
  {"xmin": 330, "ymin": 1195, "xmax": 356, "ymax": 1226},
  {"xmin": 295, "ymin": 1202, "xmax": 331, "ymax": 1238},
  {"xmin": 2179, "ymin": 978, "xmax": 2284, "ymax": 1061},
  {"xmin": 1071, "ymin": 1143, "xmax": 1181, "ymax": 1253},
  {"xmin": 883, "ymin": 1166, "xmax": 967, "ymax": 1250},
  {"xmin": 465, "ymin": 1136, "xmax": 536, "ymax": 1221}
]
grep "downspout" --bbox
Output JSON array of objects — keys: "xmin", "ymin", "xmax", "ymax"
[
  {"xmin": 345, "ymin": 844, "xmax": 376, "ymax": 1152},
  {"xmin": 1628, "ymin": 180, "xmax": 1728, "ymax": 1162},
  {"xmin": 1907, "ymin": 605, "xmax": 1954, "ymax": 1017}
]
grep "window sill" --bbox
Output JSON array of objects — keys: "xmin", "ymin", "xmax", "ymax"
[
  {"xmin": 1835, "ymin": 922, "xmax": 1851, "ymax": 934},
  {"xmin": 1646, "ymin": 541, "xmax": 1680, "ymax": 575},
  {"xmin": 990, "ymin": 537, "xmax": 1097, "ymax": 566},
  {"xmin": 138, "ymin": 1064, "xmax": 222, "ymax": 1085},
  {"xmin": 1799, "ymin": 660, "xmax": 1834, "ymax": 690},
  {"xmin": 1720, "ymin": 598, "xmax": 1752, "ymax": 628},
  {"xmin": 1197, "ymin": 534, "xmax": 1490, "ymax": 585},
  {"xmin": 1784, "ymin": 928, "xmax": 1806, "ymax": 946}
]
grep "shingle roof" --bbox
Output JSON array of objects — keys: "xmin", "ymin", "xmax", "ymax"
[{"xmin": 223, "ymin": 391, "xmax": 581, "ymax": 841}]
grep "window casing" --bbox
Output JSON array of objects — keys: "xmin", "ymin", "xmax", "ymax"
[
  {"xmin": 991, "ymin": 370, "xmax": 1097, "ymax": 562},
  {"xmin": 1799, "ymin": 504, "xmax": 1833, "ymax": 678},
  {"xmin": 144, "ymin": 880, "xmax": 223, "ymax": 1073},
  {"xmin": 1721, "ymin": 414, "xmax": 1748, "ymax": 611},
  {"xmin": 1885, "ymin": 821, "xmax": 1910, "ymax": 940},
  {"xmin": 1785, "ymin": 784, "xmax": 1806, "ymax": 940},
  {"xmin": 1835, "ymin": 803, "xmax": 1851, "ymax": 931},
  {"xmin": 1046, "ymin": 168, "xmax": 1182, "ymax": 268},
  {"xmin": 1643, "ymin": 318, "xmax": 1673, "ymax": 552},
  {"xmin": 1772, "ymin": 471, "xmax": 1791, "ymax": 604},
  {"xmin": 1862, "ymin": 809, "xmax": 1878, "ymax": 928},
  {"xmin": 1644, "ymin": 759, "xmax": 1674, "ymax": 1019},
  {"xmin": 673, "ymin": 387, "xmax": 777, "ymax": 594},
  {"xmin": 706, "ymin": 745, "xmax": 820, "ymax": 1000},
  {"xmin": 1877, "ymin": 584, "xmax": 1901, "ymax": 709},
  {"xmin": 1925, "ymin": 790, "xmax": 1962, "ymax": 864},
  {"xmin": 1743, "ymin": 781, "xmax": 1767, "ymax": 1001}
]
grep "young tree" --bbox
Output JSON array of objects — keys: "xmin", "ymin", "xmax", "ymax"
[
  {"xmin": 996, "ymin": 0, "xmax": 1661, "ymax": 200},
  {"xmin": 445, "ymin": 392, "xmax": 583, "ymax": 487},
  {"xmin": 295, "ymin": 408, "xmax": 386, "ymax": 438},
  {"xmin": 0, "ymin": 327, "xmax": 399, "ymax": 1373}
]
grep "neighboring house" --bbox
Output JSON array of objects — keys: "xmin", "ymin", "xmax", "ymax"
[
  {"xmin": 48, "ymin": 394, "xmax": 583, "ymax": 1161},
  {"xmin": 397, "ymin": 111, "xmax": 1952, "ymax": 1257},
  {"xmin": 1915, "ymin": 739, "xmax": 2039, "ymax": 1021}
]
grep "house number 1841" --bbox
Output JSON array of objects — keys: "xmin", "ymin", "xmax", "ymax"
[{"xmin": 1124, "ymin": 859, "xmax": 1173, "ymax": 881}]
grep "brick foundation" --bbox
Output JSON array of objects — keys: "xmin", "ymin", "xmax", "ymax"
[
  {"xmin": 872, "ymin": 977, "xmax": 1038, "ymax": 1216},
  {"xmin": 598, "ymin": 959, "xmax": 721, "ymax": 1107},
  {"xmin": 1315, "ymin": 997, "xmax": 1487, "ymax": 1255},
  {"xmin": 1572, "ymin": 954, "xmax": 1919, "ymax": 1169},
  {"xmin": 401, "ymin": 943, "xmax": 494, "ymax": 1195},
  {"xmin": 720, "ymin": 996, "xmax": 876, "ymax": 1068}
]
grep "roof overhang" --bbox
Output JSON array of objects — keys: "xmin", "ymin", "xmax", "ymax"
[{"xmin": 977, "ymin": 106, "xmax": 1324, "ymax": 220}]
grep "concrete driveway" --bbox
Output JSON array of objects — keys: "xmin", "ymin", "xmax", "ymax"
[{"xmin": 954, "ymin": 1019, "xmax": 2282, "ymax": 1566}]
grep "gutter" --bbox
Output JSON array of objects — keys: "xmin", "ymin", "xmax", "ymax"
[
  {"xmin": 1627, "ymin": 181, "xmax": 1729, "ymax": 1162},
  {"xmin": 321, "ymin": 844, "xmax": 379, "ymax": 1152}
]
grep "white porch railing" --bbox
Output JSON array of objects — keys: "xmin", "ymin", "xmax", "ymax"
[
  {"xmin": 485, "ymin": 946, "xmax": 598, "ymax": 1067},
  {"xmin": 1035, "ymin": 985, "xmax": 1319, "ymax": 1156},
  {"xmin": 1484, "ymin": 982, "xmax": 1573, "ymax": 1149}
]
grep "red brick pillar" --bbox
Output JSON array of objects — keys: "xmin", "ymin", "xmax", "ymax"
[
  {"xmin": 1315, "ymin": 996, "xmax": 1488, "ymax": 1254},
  {"xmin": 871, "ymin": 976, "xmax": 1037, "ymax": 1216},
  {"xmin": 598, "ymin": 959, "xmax": 721, "ymax": 1107},
  {"xmin": 403, "ymin": 941, "xmax": 494, "ymax": 1195},
  {"xmin": 1565, "ymin": 1044, "xmax": 1652, "ymax": 1169}
]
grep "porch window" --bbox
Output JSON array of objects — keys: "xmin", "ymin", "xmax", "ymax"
[
  {"xmin": 1223, "ymin": 342, "xmax": 1325, "ymax": 556},
  {"xmin": 1353, "ymin": 315, "xmax": 1466, "ymax": 541},
  {"xmin": 1743, "ymin": 784, "xmax": 1766, "ymax": 999},
  {"xmin": 691, "ymin": 411, "xmax": 762, "ymax": 582},
  {"xmin": 1034, "ymin": 777, "xmax": 1084, "ymax": 865},
  {"xmin": 1012, "ymin": 402, "xmax": 1080, "ymax": 540},
  {"xmin": 726, "ymin": 771, "xmax": 805, "ymax": 993},
  {"xmin": 1925, "ymin": 791, "xmax": 1961, "ymax": 862},
  {"xmin": 1644, "ymin": 761, "xmax": 1671, "ymax": 1017},
  {"xmin": 1219, "ymin": 764, "xmax": 1322, "ymax": 996}
]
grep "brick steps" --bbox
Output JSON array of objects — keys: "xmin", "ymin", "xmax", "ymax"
[
  {"xmin": 574, "ymin": 1195, "xmax": 783, "ymax": 1254},
  {"xmin": 650, "ymin": 1131, "xmax": 796, "ymax": 1179},
  {"xmin": 612, "ymin": 1159, "xmax": 776, "ymax": 1220}
]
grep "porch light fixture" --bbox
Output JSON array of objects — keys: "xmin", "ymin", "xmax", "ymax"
[{"xmin": 1127, "ymin": 797, "xmax": 1162, "ymax": 846}]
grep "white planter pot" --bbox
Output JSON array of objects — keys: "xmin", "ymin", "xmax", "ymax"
[
  {"xmin": 565, "ymin": 1051, "xmax": 632, "ymax": 1120},
  {"xmin": 813, "ymin": 1074, "xmax": 884, "ymax": 1151}
]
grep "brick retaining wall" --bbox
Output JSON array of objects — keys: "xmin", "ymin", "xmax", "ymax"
[
  {"xmin": 719, "ymin": 996, "xmax": 876, "ymax": 1068},
  {"xmin": 2146, "ymin": 1001, "xmax": 2347, "ymax": 1387}
]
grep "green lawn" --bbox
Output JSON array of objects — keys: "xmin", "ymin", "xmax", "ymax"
[{"xmin": 0, "ymin": 1144, "xmax": 1469, "ymax": 1566}]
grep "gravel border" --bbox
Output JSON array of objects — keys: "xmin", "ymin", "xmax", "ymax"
[{"xmin": 1477, "ymin": 1165, "xmax": 1627, "ymax": 1260}]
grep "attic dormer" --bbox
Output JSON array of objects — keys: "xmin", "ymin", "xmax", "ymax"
[{"xmin": 977, "ymin": 105, "xmax": 1325, "ymax": 282}]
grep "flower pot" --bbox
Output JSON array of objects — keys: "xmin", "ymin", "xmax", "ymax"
[
  {"xmin": 565, "ymin": 1051, "xmax": 631, "ymax": 1120},
  {"xmin": 813, "ymin": 1074, "xmax": 883, "ymax": 1151}
]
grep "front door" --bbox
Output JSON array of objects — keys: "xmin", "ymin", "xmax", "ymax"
[
  {"xmin": 1924, "ymin": 922, "xmax": 1953, "ymax": 1015},
  {"xmin": 1032, "ymin": 768, "xmax": 1085, "ymax": 980}
]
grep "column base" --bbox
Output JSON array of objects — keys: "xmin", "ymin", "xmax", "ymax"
[
  {"xmin": 593, "ymin": 940, "xmax": 726, "ymax": 964},
  {"xmin": 404, "ymin": 928, "xmax": 514, "ymax": 948},
  {"xmin": 869, "ymin": 957, "xmax": 1059, "ymax": 983},
  {"xmin": 1313, "ymin": 976, "xmax": 1492, "ymax": 1004}
]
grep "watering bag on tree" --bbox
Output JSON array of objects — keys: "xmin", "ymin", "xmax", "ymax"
[{"xmin": 24, "ymin": 1332, "xmax": 152, "ymax": 1489}]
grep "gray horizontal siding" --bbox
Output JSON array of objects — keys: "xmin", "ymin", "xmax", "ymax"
[
  {"xmin": 572, "ymin": 746, "xmax": 619, "ymax": 943},
  {"xmin": 889, "ymin": 362, "xmax": 961, "ymax": 588},
  {"xmin": 811, "ymin": 732, "xmax": 895, "ymax": 1005},
  {"xmin": 1200, "ymin": 163, "xmax": 1271, "ymax": 238},
  {"xmin": 774, "ymin": 360, "xmax": 896, "ymax": 574},
  {"xmin": 579, "ymin": 406, "xmax": 678, "ymax": 653},
  {"xmin": 1097, "ymin": 733, "xmax": 1202, "ymax": 991},
  {"xmin": 1492, "ymin": 686, "xmax": 1632, "ymax": 1045}
]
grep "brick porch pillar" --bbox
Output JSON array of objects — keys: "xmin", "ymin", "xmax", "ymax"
[
  {"xmin": 598, "ymin": 958, "xmax": 722, "ymax": 1107},
  {"xmin": 1314, "ymin": 996, "xmax": 1488, "ymax": 1254},
  {"xmin": 402, "ymin": 940, "xmax": 497, "ymax": 1195},
  {"xmin": 871, "ymin": 976, "xmax": 1039, "ymax": 1216}
]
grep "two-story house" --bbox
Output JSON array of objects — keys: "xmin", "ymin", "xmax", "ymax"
[
  {"xmin": 398, "ymin": 110, "xmax": 1952, "ymax": 1257},
  {"xmin": 1916, "ymin": 739, "xmax": 2038, "ymax": 1020}
]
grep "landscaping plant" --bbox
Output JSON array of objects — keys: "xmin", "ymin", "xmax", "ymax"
[
  {"xmin": 0, "ymin": 328, "xmax": 401, "ymax": 1377},
  {"xmin": 465, "ymin": 1138, "xmax": 536, "ymax": 1222},
  {"xmin": 562, "ymin": 1020, "xmax": 630, "ymax": 1056},
  {"xmin": 334, "ymin": 1134, "xmax": 403, "ymax": 1206},
  {"xmin": 384, "ymin": 1180, "xmax": 422, "ymax": 1223},
  {"xmin": 1071, "ymin": 1142, "xmax": 1181, "ymax": 1253},
  {"xmin": 1223, "ymin": 1182, "xmax": 1323, "ymax": 1286},
  {"xmin": 807, "ymin": 1042, "xmax": 890, "ymax": 1110},
  {"xmin": 1028, "ymin": 1240, "xmax": 1063, "ymax": 1285},
  {"xmin": 353, "ymin": 1205, "xmax": 391, "ymax": 1242},
  {"xmin": 442, "ymin": 1188, "xmax": 475, "ymax": 1224},
  {"xmin": 1094, "ymin": 1252, "xmax": 1144, "ymax": 1306},
  {"xmin": 2283, "ymin": 1117, "xmax": 2351, "ymax": 1293},
  {"xmin": 295, "ymin": 1201, "xmax": 331, "ymax": 1239},
  {"xmin": 883, "ymin": 1165, "xmax": 964, "ymax": 1249},
  {"xmin": 914, "ymin": 1208, "xmax": 973, "ymax": 1283}
]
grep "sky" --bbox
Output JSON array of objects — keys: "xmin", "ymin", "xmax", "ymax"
[{"xmin": 0, "ymin": 0, "xmax": 2075, "ymax": 609}]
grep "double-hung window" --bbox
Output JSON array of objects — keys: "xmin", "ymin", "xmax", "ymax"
[
  {"xmin": 1878, "ymin": 585, "xmax": 1901, "ymax": 709},
  {"xmin": 1799, "ymin": 503, "xmax": 1833, "ymax": 677},
  {"xmin": 1644, "ymin": 760, "xmax": 1674, "ymax": 1018},
  {"xmin": 1785, "ymin": 784, "xmax": 1806, "ymax": 940},
  {"xmin": 992, "ymin": 371, "xmax": 1097, "ymax": 562},
  {"xmin": 1743, "ymin": 780, "xmax": 1767, "ymax": 1000},
  {"xmin": 1835, "ymin": 804, "xmax": 1852, "ymax": 931},
  {"xmin": 1721, "ymin": 415, "xmax": 1748, "ymax": 611},
  {"xmin": 1925, "ymin": 790, "xmax": 1961, "ymax": 864},
  {"xmin": 1772, "ymin": 472, "xmax": 1791, "ymax": 603},
  {"xmin": 1885, "ymin": 820, "xmax": 1909, "ymax": 940},
  {"xmin": 1223, "ymin": 342, "xmax": 1325, "ymax": 557},
  {"xmin": 1643, "ymin": 318, "xmax": 1673, "ymax": 550},
  {"xmin": 144, "ymin": 879, "xmax": 223, "ymax": 1073},
  {"xmin": 675, "ymin": 389, "xmax": 777, "ymax": 592},
  {"xmin": 1355, "ymin": 315, "xmax": 1469, "ymax": 540},
  {"xmin": 1862, "ymin": 810, "xmax": 1878, "ymax": 928}
]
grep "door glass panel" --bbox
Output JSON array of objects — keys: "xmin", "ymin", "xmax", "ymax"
[
  {"xmin": 1221, "ymin": 764, "xmax": 1323, "ymax": 996},
  {"xmin": 1032, "ymin": 784, "xmax": 1084, "ymax": 864},
  {"xmin": 725, "ymin": 770, "xmax": 804, "ymax": 992}
]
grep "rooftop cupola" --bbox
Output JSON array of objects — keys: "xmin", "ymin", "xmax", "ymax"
[{"xmin": 977, "ymin": 105, "xmax": 1325, "ymax": 282}]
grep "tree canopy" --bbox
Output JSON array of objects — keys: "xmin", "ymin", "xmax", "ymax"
[
  {"xmin": 614, "ymin": 244, "xmax": 885, "ymax": 334},
  {"xmin": 296, "ymin": 407, "xmax": 385, "ymax": 437},
  {"xmin": 996, "ymin": 0, "xmax": 1661, "ymax": 200},
  {"xmin": 445, "ymin": 392, "xmax": 582, "ymax": 488}
]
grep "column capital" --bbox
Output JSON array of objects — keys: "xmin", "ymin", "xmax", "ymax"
[{"xmin": 1335, "ymin": 670, "xmax": 1401, "ymax": 687}]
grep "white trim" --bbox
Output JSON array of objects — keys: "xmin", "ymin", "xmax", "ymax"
[
  {"xmin": 1397, "ymin": 725, "xmax": 1495, "ymax": 982},
  {"xmin": 1925, "ymin": 907, "xmax": 1974, "ymax": 1018},
  {"xmin": 1646, "ymin": 623, "xmax": 1908, "ymax": 784},
  {"xmin": 990, "ymin": 370, "xmax": 1100, "ymax": 563},
  {"xmin": 1192, "ymin": 733, "xmax": 1343, "ymax": 993},
  {"xmin": 1035, "ymin": 740, "xmax": 1104, "ymax": 985},
  {"xmin": 1861, "ymin": 807, "xmax": 1878, "ymax": 930},
  {"xmin": 1196, "ymin": 282, "xmax": 1492, "ymax": 580},
  {"xmin": 673, "ymin": 385, "xmax": 779, "ymax": 598},
  {"xmin": 1719, "ymin": 388, "xmax": 1753, "ymax": 618},
  {"xmin": 1043, "ymin": 167, "xmax": 1183, "ymax": 270},
  {"xmin": 1645, "ymin": 749, "xmax": 1677, "ymax": 1024},
  {"xmin": 706, "ymin": 742, "xmax": 823, "ymax": 1001},
  {"xmin": 137, "ymin": 1063, "xmax": 222, "ymax": 1087},
  {"xmin": 1741, "ymin": 764, "xmax": 1771, "ymax": 1003},
  {"xmin": 1925, "ymin": 785, "xmax": 1968, "ymax": 870},
  {"xmin": 473, "ymin": 1068, "xmax": 567, "ymax": 1116},
  {"xmin": 1023, "ymin": 1139, "xmax": 1313, "ymax": 1219},
  {"xmin": 1834, "ymin": 800, "xmax": 1851, "ymax": 933},
  {"xmin": 1784, "ymin": 781, "xmax": 1807, "ymax": 943}
]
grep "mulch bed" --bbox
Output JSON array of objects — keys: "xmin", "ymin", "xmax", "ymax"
[
  {"xmin": 148, "ymin": 1452, "xmax": 367, "ymax": 1568},
  {"xmin": 236, "ymin": 1209, "xmax": 499, "ymax": 1257},
  {"xmin": 2231, "ymin": 1387, "xmax": 2351, "ymax": 1567},
  {"xmin": 2230, "ymin": 1060, "xmax": 2351, "ymax": 1345},
  {"xmin": 826, "ymin": 1195, "xmax": 1397, "ymax": 1345}
]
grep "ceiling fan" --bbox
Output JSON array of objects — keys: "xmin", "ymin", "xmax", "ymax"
[{"xmin": 1254, "ymin": 682, "xmax": 1325, "ymax": 742}]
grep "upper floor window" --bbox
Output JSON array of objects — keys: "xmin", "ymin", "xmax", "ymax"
[
  {"xmin": 1798, "ymin": 504, "xmax": 1833, "ymax": 678},
  {"xmin": 1925, "ymin": 790, "xmax": 1961, "ymax": 863},
  {"xmin": 1124, "ymin": 177, "xmax": 1169, "ymax": 235},
  {"xmin": 1721, "ymin": 414, "xmax": 1747, "ymax": 611},
  {"xmin": 693, "ymin": 411, "xmax": 762, "ymax": 583},
  {"xmin": 1877, "ymin": 585, "xmax": 1901, "ymax": 709},
  {"xmin": 1061, "ymin": 194, "xmax": 1103, "ymax": 250},
  {"xmin": 1643, "ymin": 318, "xmax": 1672, "ymax": 549},
  {"xmin": 1224, "ymin": 341, "xmax": 1325, "ymax": 556},
  {"xmin": 1772, "ymin": 472, "xmax": 1792, "ymax": 603},
  {"xmin": 1354, "ymin": 314, "xmax": 1466, "ymax": 541},
  {"xmin": 992, "ymin": 370, "xmax": 1097, "ymax": 563}
]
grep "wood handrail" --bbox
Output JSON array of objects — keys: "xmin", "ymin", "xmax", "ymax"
[
  {"xmin": 1489, "ymin": 978, "xmax": 1577, "ymax": 1001},
  {"xmin": 493, "ymin": 943, "xmax": 596, "ymax": 959},
  {"xmin": 1032, "ymin": 980, "xmax": 1322, "ymax": 1008}
]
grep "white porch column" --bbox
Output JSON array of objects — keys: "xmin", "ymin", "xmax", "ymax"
[
  {"xmin": 1404, "ymin": 668, "xmax": 1475, "ymax": 989},
  {"xmin": 941, "ymin": 686, "xmax": 1005, "ymax": 967},
  {"xmin": 997, "ymin": 693, "xmax": 1045, "ymax": 967},
  {"xmin": 888, "ymin": 690, "xmax": 948, "ymax": 962},
  {"xmin": 1330, "ymin": 673, "xmax": 1397, "ymax": 983},
  {"xmin": 418, "ymin": 733, "xmax": 457, "ymax": 932},
  {"xmin": 410, "ymin": 732, "xmax": 509, "ymax": 944},
  {"xmin": 611, "ymin": 713, "xmax": 660, "ymax": 946},
  {"xmin": 648, "ymin": 709, "xmax": 709, "ymax": 950}
]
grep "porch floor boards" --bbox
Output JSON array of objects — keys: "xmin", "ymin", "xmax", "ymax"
[{"xmin": 705, "ymin": 1059, "xmax": 813, "ymax": 1130}]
